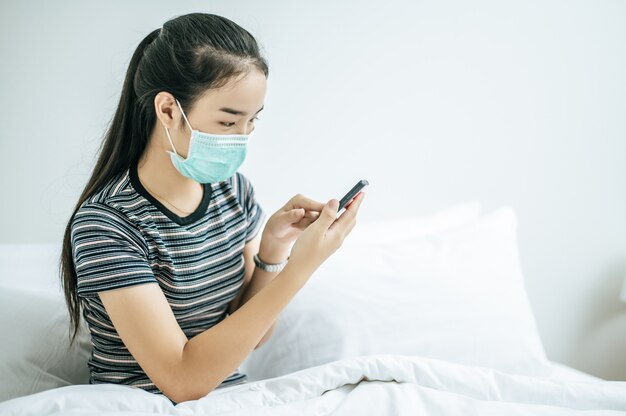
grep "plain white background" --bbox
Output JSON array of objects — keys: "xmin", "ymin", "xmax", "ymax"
[{"xmin": 0, "ymin": 0, "xmax": 624, "ymax": 380}]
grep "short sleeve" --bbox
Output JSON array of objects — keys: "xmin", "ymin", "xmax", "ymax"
[
  {"xmin": 71, "ymin": 202, "xmax": 158, "ymax": 298},
  {"xmin": 234, "ymin": 172, "xmax": 267, "ymax": 243}
]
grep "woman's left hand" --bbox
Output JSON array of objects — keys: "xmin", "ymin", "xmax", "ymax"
[{"xmin": 261, "ymin": 193, "xmax": 325, "ymax": 250}]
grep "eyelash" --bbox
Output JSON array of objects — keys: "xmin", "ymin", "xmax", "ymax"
[{"xmin": 221, "ymin": 117, "xmax": 260, "ymax": 128}]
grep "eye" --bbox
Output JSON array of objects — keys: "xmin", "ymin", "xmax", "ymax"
[{"xmin": 220, "ymin": 117, "xmax": 259, "ymax": 128}]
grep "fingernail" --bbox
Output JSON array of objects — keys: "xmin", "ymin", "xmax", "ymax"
[{"xmin": 329, "ymin": 199, "xmax": 338, "ymax": 209}]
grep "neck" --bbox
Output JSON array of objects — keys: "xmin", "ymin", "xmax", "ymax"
[{"xmin": 136, "ymin": 128, "xmax": 204, "ymax": 210}]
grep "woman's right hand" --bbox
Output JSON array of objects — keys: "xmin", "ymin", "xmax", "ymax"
[{"xmin": 288, "ymin": 191, "xmax": 365, "ymax": 275}]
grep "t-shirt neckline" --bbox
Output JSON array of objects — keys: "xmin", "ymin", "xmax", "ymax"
[{"xmin": 129, "ymin": 160, "xmax": 212, "ymax": 226}]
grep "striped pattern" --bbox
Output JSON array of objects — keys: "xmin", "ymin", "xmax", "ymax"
[{"xmin": 71, "ymin": 163, "xmax": 266, "ymax": 404}]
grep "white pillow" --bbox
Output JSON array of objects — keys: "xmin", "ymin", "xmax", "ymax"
[
  {"xmin": 346, "ymin": 200, "xmax": 482, "ymax": 244},
  {"xmin": 239, "ymin": 200, "xmax": 483, "ymax": 378},
  {"xmin": 0, "ymin": 286, "xmax": 92, "ymax": 402},
  {"xmin": 240, "ymin": 206, "xmax": 547, "ymax": 381},
  {"xmin": 0, "ymin": 244, "xmax": 62, "ymax": 293}
]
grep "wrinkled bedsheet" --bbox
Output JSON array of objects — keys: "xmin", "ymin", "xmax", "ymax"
[{"xmin": 1, "ymin": 354, "xmax": 625, "ymax": 415}]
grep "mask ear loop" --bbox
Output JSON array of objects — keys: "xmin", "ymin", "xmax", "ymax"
[
  {"xmin": 163, "ymin": 125, "xmax": 178, "ymax": 156},
  {"xmin": 175, "ymin": 99, "xmax": 194, "ymax": 131},
  {"xmin": 164, "ymin": 98, "xmax": 193, "ymax": 157}
]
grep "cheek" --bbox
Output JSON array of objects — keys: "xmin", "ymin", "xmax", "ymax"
[{"xmin": 173, "ymin": 127, "xmax": 192, "ymax": 159}]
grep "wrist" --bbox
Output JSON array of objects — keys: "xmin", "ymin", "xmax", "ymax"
[
  {"xmin": 258, "ymin": 234, "xmax": 291, "ymax": 264},
  {"xmin": 282, "ymin": 256, "xmax": 317, "ymax": 280}
]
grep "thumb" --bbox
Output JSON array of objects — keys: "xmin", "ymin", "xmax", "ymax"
[
  {"xmin": 279, "ymin": 208, "xmax": 305, "ymax": 225},
  {"xmin": 313, "ymin": 199, "xmax": 339, "ymax": 231},
  {"xmin": 287, "ymin": 208, "xmax": 306, "ymax": 222}
]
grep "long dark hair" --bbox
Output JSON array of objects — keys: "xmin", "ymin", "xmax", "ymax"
[{"xmin": 60, "ymin": 13, "xmax": 269, "ymax": 346}]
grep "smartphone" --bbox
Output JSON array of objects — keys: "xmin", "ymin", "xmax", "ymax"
[{"xmin": 338, "ymin": 179, "xmax": 369, "ymax": 211}]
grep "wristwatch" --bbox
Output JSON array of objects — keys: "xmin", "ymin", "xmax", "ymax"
[{"xmin": 253, "ymin": 252, "xmax": 289, "ymax": 273}]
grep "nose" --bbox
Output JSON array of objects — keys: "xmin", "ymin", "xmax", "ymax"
[{"xmin": 239, "ymin": 122, "xmax": 255, "ymax": 135}]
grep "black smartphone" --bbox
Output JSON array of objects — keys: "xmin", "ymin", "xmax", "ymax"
[{"xmin": 338, "ymin": 179, "xmax": 369, "ymax": 211}]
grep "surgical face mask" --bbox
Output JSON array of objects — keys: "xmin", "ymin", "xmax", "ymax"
[{"xmin": 164, "ymin": 99, "xmax": 250, "ymax": 184}]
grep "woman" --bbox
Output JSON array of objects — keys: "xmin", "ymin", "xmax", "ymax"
[{"xmin": 60, "ymin": 12, "xmax": 365, "ymax": 405}]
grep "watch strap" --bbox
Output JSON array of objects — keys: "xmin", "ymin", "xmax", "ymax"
[{"xmin": 253, "ymin": 252, "xmax": 289, "ymax": 273}]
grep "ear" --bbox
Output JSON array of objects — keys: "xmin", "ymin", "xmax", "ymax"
[{"xmin": 154, "ymin": 92, "xmax": 179, "ymax": 131}]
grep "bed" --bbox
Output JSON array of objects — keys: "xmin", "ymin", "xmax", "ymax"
[{"xmin": 1, "ymin": 201, "xmax": 625, "ymax": 415}]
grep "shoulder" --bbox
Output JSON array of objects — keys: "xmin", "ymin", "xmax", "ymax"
[
  {"xmin": 84, "ymin": 170, "xmax": 134, "ymax": 206},
  {"xmin": 228, "ymin": 172, "xmax": 261, "ymax": 213},
  {"xmin": 71, "ymin": 200, "xmax": 149, "ymax": 262},
  {"xmin": 230, "ymin": 171, "xmax": 253, "ymax": 191},
  {"xmin": 74, "ymin": 170, "xmax": 143, "ymax": 227},
  {"xmin": 229, "ymin": 171, "xmax": 258, "ymax": 200},
  {"xmin": 72, "ymin": 172, "xmax": 146, "ymax": 247}
]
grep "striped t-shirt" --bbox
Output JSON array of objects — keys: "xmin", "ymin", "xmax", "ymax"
[{"xmin": 71, "ymin": 161, "xmax": 266, "ymax": 402}]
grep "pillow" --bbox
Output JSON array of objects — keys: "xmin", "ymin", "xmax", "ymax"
[
  {"xmin": 0, "ymin": 244, "xmax": 62, "ymax": 293},
  {"xmin": 239, "ymin": 200, "xmax": 482, "ymax": 378},
  {"xmin": 240, "ymin": 206, "xmax": 547, "ymax": 381},
  {"xmin": 0, "ymin": 286, "xmax": 92, "ymax": 402},
  {"xmin": 346, "ymin": 200, "xmax": 482, "ymax": 244}
]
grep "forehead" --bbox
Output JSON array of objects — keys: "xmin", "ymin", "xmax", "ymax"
[{"xmin": 193, "ymin": 69, "xmax": 267, "ymax": 115}]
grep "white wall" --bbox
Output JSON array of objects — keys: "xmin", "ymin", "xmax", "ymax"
[{"xmin": 1, "ymin": 0, "xmax": 625, "ymax": 379}]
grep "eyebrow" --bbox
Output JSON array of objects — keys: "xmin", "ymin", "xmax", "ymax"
[{"xmin": 219, "ymin": 105, "xmax": 264, "ymax": 116}]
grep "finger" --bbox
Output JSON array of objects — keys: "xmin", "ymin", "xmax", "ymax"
[
  {"xmin": 303, "ymin": 210, "xmax": 320, "ymax": 223},
  {"xmin": 329, "ymin": 192, "xmax": 364, "ymax": 233},
  {"xmin": 343, "ymin": 191, "xmax": 365, "ymax": 215},
  {"xmin": 312, "ymin": 199, "xmax": 339, "ymax": 231},
  {"xmin": 287, "ymin": 194, "xmax": 326, "ymax": 213},
  {"xmin": 298, "ymin": 210, "xmax": 319, "ymax": 225},
  {"xmin": 343, "ymin": 191, "xmax": 364, "ymax": 210},
  {"xmin": 290, "ymin": 210, "xmax": 321, "ymax": 231},
  {"xmin": 306, "ymin": 210, "xmax": 320, "ymax": 218},
  {"xmin": 304, "ymin": 212, "xmax": 321, "ymax": 225},
  {"xmin": 284, "ymin": 208, "xmax": 305, "ymax": 223}
]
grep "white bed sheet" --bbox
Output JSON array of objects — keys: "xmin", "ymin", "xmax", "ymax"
[
  {"xmin": 538, "ymin": 360, "xmax": 604, "ymax": 383},
  {"xmin": 1, "ymin": 354, "xmax": 623, "ymax": 416}
]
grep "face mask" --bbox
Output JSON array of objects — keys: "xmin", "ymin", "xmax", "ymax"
[{"xmin": 163, "ymin": 98, "xmax": 250, "ymax": 184}]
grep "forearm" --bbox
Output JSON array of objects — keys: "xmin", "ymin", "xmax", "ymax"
[
  {"xmin": 179, "ymin": 261, "xmax": 309, "ymax": 402},
  {"xmin": 239, "ymin": 238, "xmax": 292, "ymax": 347}
]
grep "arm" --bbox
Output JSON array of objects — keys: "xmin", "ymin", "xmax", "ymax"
[
  {"xmin": 99, "ymin": 259, "xmax": 311, "ymax": 404},
  {"xmin": 227, "ymin": 229, "xmax": 291, "ymax": 349},
  {"xmin": 96, "ymin": 194, "xmax": 360, "ymax": 404}
]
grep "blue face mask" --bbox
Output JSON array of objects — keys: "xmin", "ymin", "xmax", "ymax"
[{"xmin": 164, "ymin": 98, "xmax": 249, "ymax": 184}]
